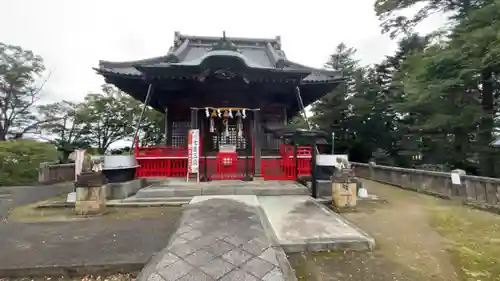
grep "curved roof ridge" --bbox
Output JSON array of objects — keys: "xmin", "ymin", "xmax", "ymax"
[
  {"xmin": 177, "ymin": 32, "xmax": 281, "ymax": 45},
  {"xmin": 172, "ymin": 50, "xmax": 271, "ymax": 69}
]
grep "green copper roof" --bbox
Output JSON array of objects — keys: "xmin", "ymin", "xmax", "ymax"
[{"xmin": 95, "ymin": 32, "xmax": 342, "ymax": 84}]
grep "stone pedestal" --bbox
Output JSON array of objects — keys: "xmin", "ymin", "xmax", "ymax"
[
  {"xmin": 107, "ymin": 178, "xmax": 145, "ymax": 199},
  {"xmin": 331, "ymin": 168, "xmax": 357, "ymax": 210},
  {"xmin": 74, "ymin": 172, "xmax": 107, "ymax": 215},
  {"xmin": 75, "ymin": 186, "xmax": 107, "ymax": 215}
]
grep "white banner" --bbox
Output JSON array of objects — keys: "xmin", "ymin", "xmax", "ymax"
[
  {"xmin": 189, "ymin": 129, "xmax": 200, "ymax": 174},
  {"xmin": 74, "ymin": 149, "xmax": 86, "ymax": 180}
]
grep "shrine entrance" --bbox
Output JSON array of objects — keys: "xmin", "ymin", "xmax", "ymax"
[
  {"xmin": 195, "ymin": 107, "xmax": 255, "ymax": 181},
  {"xmin": 201, "ymin": 108, "xmax": 252, "ymax": 154}
]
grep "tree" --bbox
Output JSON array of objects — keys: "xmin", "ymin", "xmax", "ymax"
[
  {"xmin": 375, "ymin": 34, "xmax": 432, "ymax": 166},
  {"xmin": 37, "ymin": 101, "xmax": 90, "ymax": 162},
  {"xmin": 77, "ymin": 85, "xmax": 138, "ymax": 154},
  {"xmin": 0, "ymin": 43, "xmax": 51, "ymax": 141},
  {"xmin": 137, "ymin": 106, "xmax": 165, "ymax": 147},
  {"xmin": 34, "ymin": 84, "xmax": 165, "ymax": 155},
  {"xmin": 75, "ymin": 84, "xmax": 164, "ymax": 153},
  {"xmin": 373, "ymin": 0, "xmax": 500, "ymax": 176},
  {"xmin": 312, "ymin": 43, "xmax": 357, "ymax": 155},
  {"xmin": 373, "ymin": 0, "xmax": 484, "ymax": 38},
  {"xmin": 312, "ymin": 43, "xmax": 397, "ymax": 162}
]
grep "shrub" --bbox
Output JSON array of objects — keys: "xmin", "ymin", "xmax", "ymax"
[{"xmin": 0, "ymin": 140, "xmax": 59, "ymax": 186}]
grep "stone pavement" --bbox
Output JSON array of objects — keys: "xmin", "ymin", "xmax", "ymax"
[
  {"xmin": 137, "ymin": 197, "xmax": 295, "ymax": 281},
  {"xmin": 0, "ymin": 183, "xmax": 73, "ymax": 222},
  {"xmin": 0, "ymin": 211, "xmax": 182, "ymax": 277}
]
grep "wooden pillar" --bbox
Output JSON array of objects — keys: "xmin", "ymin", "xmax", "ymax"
[
  {"xmin": 253, "ymin": 110, "xmax": 262, "ymax": 176},
  {"xmin": 283, "ymin": 106, "xmax": 287, "ymax": 125},
  {"xmin": 164, "ymin": 108, "xmax": 168, "ymax": 145},
  {"xmin": 190, "ymin": 108, "xmax": 198, "ymax": 129},
  {"xmin": 166, "ymin": 109, "xmax": 173, "ymax": 146}
]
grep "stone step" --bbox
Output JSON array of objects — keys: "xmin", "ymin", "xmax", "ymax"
[
  {"xmin": 135, "ymin": 187, "xmax": 201, "ymax": 198},
  {"xmin": 134, "ymin": 184, "xmax": 309, "ymax": 199},
  {"xmin": 123, "ymin": 195, "xmax": 193, "ymax": 203},
  {"xmin": 106, "ymin": 200, "xmax": 190, "ymax": 207},
  {"xmin": 107, "ymin": 195, "xmax": 192, "ymax": 206}
]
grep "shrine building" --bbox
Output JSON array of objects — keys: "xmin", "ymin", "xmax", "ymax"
[{"xmin": 95, "ymin": 32, "xmax": 343, "ymax": 180}]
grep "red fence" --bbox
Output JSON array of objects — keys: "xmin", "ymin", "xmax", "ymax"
[
  {"xmin": 279, "ymin": 144, "xmax": 312, "ymax": 177},
  {"xmin": 134, "ymin": 139, "xmax": 312, "ymax": 180},
  {"xmin": 135, "ymin": 157, "xmax": 251, "ymax": 180},
  {"xmin": 261, "ymin": 159, "xmax": 296, "ymax": 180},
  {"xmin": 136, "ymin": 157, "xmax": 188, "ymax": 178}
]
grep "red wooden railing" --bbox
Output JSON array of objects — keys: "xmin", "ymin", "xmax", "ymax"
[
  {"xmin": 134, "ymin": 138, "xmax": 312, "ymax": 180},
  {"xmin": 136, "ymin": 157, "xmax": 188, "ymax": 177},
  {"xmin": 279, "ymin": 144, "xmax": 312, "ymax": 177},
  {"xmin": 261, "ymin": 159, "xmax": 296, "ymax": 180},
  {"xmin": 135, "ymin": 138, "xmax": 188, "ymax": 157},
  {"xmin": 135, "ymin": 137, "xmax": 188, "ymax": 178}
]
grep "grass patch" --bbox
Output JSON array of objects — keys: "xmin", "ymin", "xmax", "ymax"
[
  {"xmin": 288, "ymin": 253, "xmax": 312, "ymax": 281},
  {"xmin": 428, "ymin": 203, "xmax": 500, "ymax": 281},
  {"xmin": 8, "ymin": 197, "xmax": 182, "ymax": 222}
]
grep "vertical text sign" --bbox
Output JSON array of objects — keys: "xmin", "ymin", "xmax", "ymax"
[{"xmin": 189, "ymin": 129, "xmax": 200, "ymax": 174}]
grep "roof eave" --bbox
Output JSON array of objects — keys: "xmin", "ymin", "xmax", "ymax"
[{"xmin": 178, "ymin": 33, "xmax": 281, "ymax": 45}]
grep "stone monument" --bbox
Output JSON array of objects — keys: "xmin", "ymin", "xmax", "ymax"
[
  {"xmin": 74, "ymin": 152, "xmax": 107, "ymax": 215},
  {"xmin": 331, "ymin": 165, "xmax": 358, "ymax": 211}
]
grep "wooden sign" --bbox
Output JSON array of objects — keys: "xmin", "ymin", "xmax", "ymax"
[{"xmin": 187, "ymin": 129, "xmax": 200, "ymax": 182}]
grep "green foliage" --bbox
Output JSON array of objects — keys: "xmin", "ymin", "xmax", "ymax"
[
  {"xmin": 306, "ymin": 0, "xmax": 500, "ymax": 176},
  {"xmin": 37, "ymin": 101, "xmax": 90, "ymax": 162},
  {"xmin": 0, "ymin": 42, "xmax": 50, "ymax": 140},
  {"xmin": 77, "ymin": 85, "xmax": 136, "ymax": 154},
  {"xmin": 37, "ymin": 84, "xmax": 163, "ymax": 155},
  {"xmin": 0, "ymin": 140, "xmax": 58, "ymax": 186},
  {"xmin": 76, "ymin": 84, "xmax": 165, "ymax": 153}
]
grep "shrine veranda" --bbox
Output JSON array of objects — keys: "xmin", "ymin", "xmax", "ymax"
[{"xmin": 95, "ymin": 32, "xmax": 342, "ymax": 180}]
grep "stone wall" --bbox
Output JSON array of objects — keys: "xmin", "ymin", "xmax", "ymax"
[
  {"xmin": 352, "ymin": 162, "xmax": 500, "ymax": 210},
  {"xmin": 38, "ymin": 156, "xmax": 105, "ymax": 184},
  {"xmin": 38, "ymin": 162, "xmax": 75, "ymax": 184}
]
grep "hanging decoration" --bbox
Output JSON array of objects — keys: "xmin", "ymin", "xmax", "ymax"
[
  {"xmin": 222, "ymin": 110, "xmax": 229, "ymax": 137},
  {"xmin": 210, "ymin": 109, "xmax": 217, "ymax": 133},
  {"xmin": 235, "ymin": 110, "xmax": 243, "ymax": 137},
  {"xmin": 193, "ymin": 107, "xmax": 258, "ymax": 137}
]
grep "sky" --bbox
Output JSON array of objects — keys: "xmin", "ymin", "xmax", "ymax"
[{"xmin": 0, "ymin": 0, "xmax": 448, "ymax": 105}]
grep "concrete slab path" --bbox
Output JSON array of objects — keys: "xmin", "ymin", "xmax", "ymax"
[
  {"xmin": 137, "ymin": 196, "xmax": 296, "ymax": 281},
  {"xmin": 259, "ymin": 196, "xmax": 375, "ymax": 253},
  {"xmin": 0, "ymin": 214, "xmax": 182, "ymax": 277}
]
